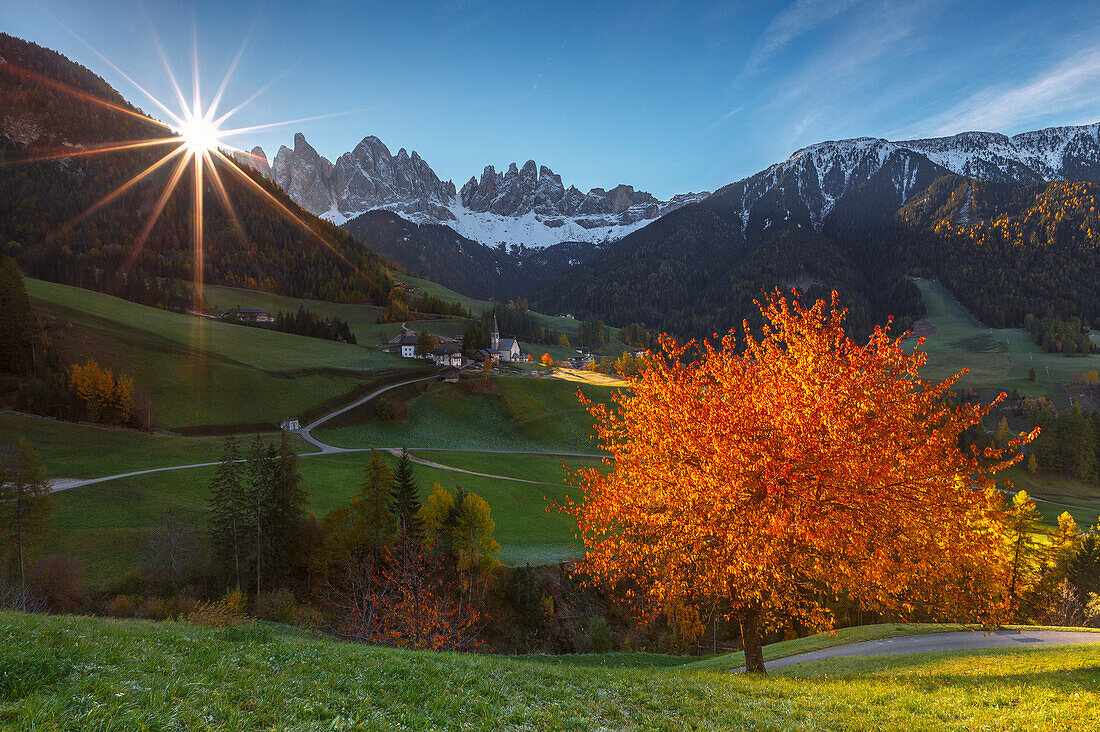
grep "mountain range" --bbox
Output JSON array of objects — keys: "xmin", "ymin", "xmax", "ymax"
[
  {"xmin": 251, "ymin": 133, "xmax": 708, "ymax": 247},
  {"xmin": 3, "ymin": 30, "xmax": 1100, "ymax": 341}
]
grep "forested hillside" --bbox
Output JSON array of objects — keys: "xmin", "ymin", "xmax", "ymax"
[
  {"xmin": 537, "ymin": 169, "xmax": 1100, "ymax": 339},
  {"xmin": 0, "ymin": 34, "xmax": 391, "ymax": 306}
]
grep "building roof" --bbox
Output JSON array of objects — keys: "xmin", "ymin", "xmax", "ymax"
[
  {"xmin": 238, "ymin": 307, "xmax": 269, "ymax": 315},
  {"xmin": 432, "ymin": 343, "xmax": 463, "ymax": 356},
  {"xmin": 498, "ymin": 337, "xmax": 519, "ymax": 352}
]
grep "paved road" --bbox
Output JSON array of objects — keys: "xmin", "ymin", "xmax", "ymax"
[
  {"xmin": 757, "ymin": 630, "xmax": 1100, "ymax": 672},
  {"xmin": 45, "ymin": 369, "xmax": 603, "ymax": 492},
  {"xmin": 296, "ymin": 375, "xmax": 437, "ymax": 453}
]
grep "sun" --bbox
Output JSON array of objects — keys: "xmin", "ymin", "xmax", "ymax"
[
  {"xmin": 177, "ymin": 112, "xmax": 222, "ymax": 156},
  {"xmin": 0, "ymin": 27, "xmax": 368, "ymax": 312}
]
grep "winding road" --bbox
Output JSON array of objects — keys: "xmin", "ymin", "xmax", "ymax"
[
  {"xmin": 747, "ymin": 629, "xmax": 1100, "ymax": 672},
  {"xmin": 48, "ymin": 374, "xmax": 602, "ymax": 492}
]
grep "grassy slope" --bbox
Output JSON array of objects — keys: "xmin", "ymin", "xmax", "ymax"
[
  {"xmin": 48, "ymin": 449, "xmax": 593, "ymax": 586},
  {"xmin": 27, "ymin": 279, "xmax": 424, "ymax": 430},
  {"xmin": 3, "ymin": 612, "xmax": 1099, "ymax": 730},
  {"xmin": 0, "ymin": 412, "xmax": 228, "ymax": 478},
  {"xmin": 916, "ymin": 280, "xmax": 1100, "ymax": 524},
  {"xmin": 916, "ymin": 278, "xmax": 1100, "ymax": 404},
  {"xmin": 316, "ymin": 376, "xmax": 611, "ymax": 453}
]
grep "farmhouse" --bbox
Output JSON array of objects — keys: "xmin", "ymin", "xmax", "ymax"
[
  {"xmin": 431, "ymin": 343, "xmax": 464, "ymax": 367},
  {"xmin": 234, "ymin": 307, "xmax": 273, "ymax": 324},
  {"xmin": 439, "ymin": 365, "xmax": 460, "ymax": 382},
  {"xmin": 385, "ymin": 330, "xmax": 422, "ymax": 359}
]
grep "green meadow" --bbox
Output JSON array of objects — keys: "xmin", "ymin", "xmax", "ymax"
[
  {"xmin": 315, "ymin": 376, "xmax": 612, "ymax": 453},
  {"xmin": 26, "ymin": 279, "xmax": 428, "ymax": 430},
  {"xmin": 915, "ymin": 279, "xmax": 1100, "ymax": 405},
  {"xmin": 3, "ymin": 612, "xmax": 1099, "ymax": 730},
  {"xmin": 46, "ymin": 448, "xmax": 593, "ymax": 587}
]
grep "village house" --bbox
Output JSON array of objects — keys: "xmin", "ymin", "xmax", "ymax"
[
  {"xmin": 439, "ymin": 365, "xmax": 461, "ymax": 382},
  {"xmin": 230, "ymin": 307, "xmax": 274, "ymax": 324},
  {"xmin": 431, "ymin": 342, "xmax": 464, "ymax": 367},
  {"xmin": 385, "ymin": 330, "xmax": 422, "ymax": 359}
]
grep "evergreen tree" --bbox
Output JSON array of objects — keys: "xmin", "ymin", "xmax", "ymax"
[
  {"xmin": 360, "ymin": 448, "xmax": 396, "ymax": 554},
  {"xmin": 391, "ymin": 448, "xmax": 424, "ymax": 542},
  {"xmin": 0, "ymin": 256, "xmax": 32, "ymax": 374},
  {"xmin": 245, "ymin": 435, "xmax": 276, "ymax": 594},
  {"xmin": 0, "ymin": 440, "xmax": 53, "ymax": 611},
  {"xmin": 269, "ymin": 431, "xmax": 307, "ymax": 584},
  {"xmin": 207, "ymin": 436, "xmax": 249, "ymax": 590}
]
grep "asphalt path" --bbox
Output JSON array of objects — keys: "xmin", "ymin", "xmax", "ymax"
[{"xmin": 752, "ymin": 630, "xmax": 1100, "ymax": 672}]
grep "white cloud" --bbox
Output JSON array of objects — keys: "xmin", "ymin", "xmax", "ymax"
[
  {"xmin": 745, "ymin": 0, "xmax": 861, "ymax": 72},
  {"xmin": 918, "ymin": 45, "xmax": 1100, "ymax": 136},
  {"xmin": 696, "ymin": 105, "xmax": 745, "ymax": 135}
]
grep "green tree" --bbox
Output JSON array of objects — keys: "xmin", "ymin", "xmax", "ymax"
[
  {"xmin": 269, "ymin": 431, "xmax": 307, "ymax": 585},
  {"xmin": 415, "ymin": 330, "xmax": 436, "ymax": 357},
  {"xmin": 390, "ymin": 448, "xmax": 423, "ymax": 542},
  {"xmin": 0, "ymin": 257, "xmax": 33, "ymax": 374},
  {"xmin": 207, "ymin": 436, "xmax": 249, "ymax": 590},
  {"xmin": 245, "ymin": 435, "xmax": 276, "ymax": 594},
  {"xmin": 359, "ymin": 448, "xmax": 396, "ymax": 554},
  {"xmin": 0, "ymin": 440, "xmax": 53, "ymax": 611}
]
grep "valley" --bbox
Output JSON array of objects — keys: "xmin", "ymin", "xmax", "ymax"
[{"xmin": 3, "ymin": 17, "xmax": 1100, "ymax": 728}]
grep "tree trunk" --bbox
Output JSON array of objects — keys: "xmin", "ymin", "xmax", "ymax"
[{"xmin": 740, "ymin": 608, "xmax": 766, "ymax": 675}]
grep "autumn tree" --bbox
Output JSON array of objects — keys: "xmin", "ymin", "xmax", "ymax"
[
  {"xmin": 420, "ymin": 483, "xmax": 501, "ymax": 602},
  {"xmin": 565, "ymin": 292, "xmax": 1031, "ymax": 673},
  {"xmin": 0, "ymin": 440, "xmax": 53, "ymax": 612},
  {"xmin": 541, "ymin": 352, "xmax": 554, "ymax": 367},
  {"xmin": 1003, "ymin": 490, "xmax": 1045, "ymax": 618}
]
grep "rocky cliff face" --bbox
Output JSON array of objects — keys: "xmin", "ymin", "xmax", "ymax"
[
  {"xmin": 272, "ymin": 133, "xmax": 335, "ymax": 215},
  {"xmin": 269, "ymin": 132, "xmax": 706, "ymax": 247}
]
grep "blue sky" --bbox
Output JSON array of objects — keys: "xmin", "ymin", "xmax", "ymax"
[{"xmin": 5, "ymin": 0, "xmax": 1100, "ymax": 198}]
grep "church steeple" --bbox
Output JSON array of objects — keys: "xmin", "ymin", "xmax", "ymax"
[{"xmin": 491, "ymin": 313, "xmax": 500, "ymax": 350}]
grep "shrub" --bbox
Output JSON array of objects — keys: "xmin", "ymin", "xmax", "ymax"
[
  {"xmin": 28, "ymin": 556, "xmax": 84, "ymax": 614},
  {"xmin": 139, "ymin": 597, "xmax": 173, "ymax": 621},
  {"xmin": 253, "ymin": 588, "xmax": 298, "ymax": 624},
  {"xmin": 104, "ymin": 594, "xmax": 138, "ymax": 618},
  {"xmin": 586, "ymin": 615, "xmax": 614, "ymax": 654},
  {"xmin": 223, "ymin": 588, "xmax": 248, "ymax": 614},
  {"xmin": 185, "ymin": 589, "xmax": 250, "ymax": 628}
]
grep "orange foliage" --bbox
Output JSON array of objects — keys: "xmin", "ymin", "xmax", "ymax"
[{"xmin": 564, "ymin": 292, "xmax": 1034, "ymax": 672}]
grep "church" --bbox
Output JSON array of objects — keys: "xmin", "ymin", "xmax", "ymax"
[{"xmin": 475, "ymin": 314, "xmax": 522, "ymax": 364}]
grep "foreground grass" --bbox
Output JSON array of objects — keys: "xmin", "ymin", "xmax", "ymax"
[{"xmin": 2, "ymin": 612, "xmax": 1098, "ymax": 730}]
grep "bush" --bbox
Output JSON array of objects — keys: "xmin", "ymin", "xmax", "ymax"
[
  {"xmin": 104, "ymin": 594, "xmax": 138, "ymax": 618},
  {"xmin": 186, "ymin": 589, "xmax": 250, "ymax": 628},
  {"xmin": 28, "ymin": 556, "xmax": 84, "ymax": 614},
  {"xmin": 253, "ymin": 588, "xmax": 298, "ymax": 624},
  {"xmin": 138, "ymin": 597, "xmax": 173, "ymax": 621},
  {"xmin": 586, "ymin": 615, "xmax": 614, "ymax": 654}
]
